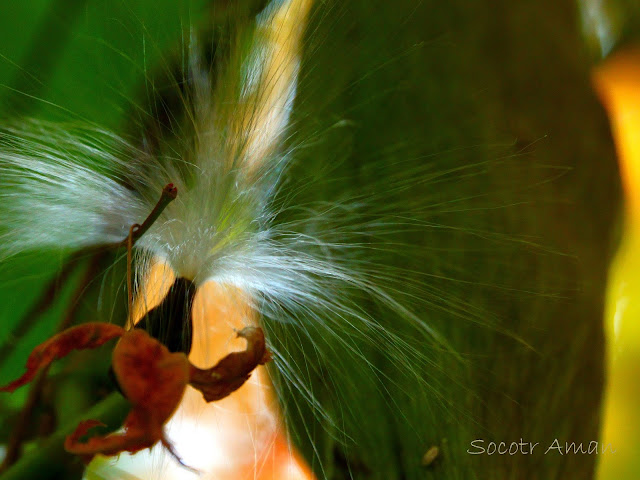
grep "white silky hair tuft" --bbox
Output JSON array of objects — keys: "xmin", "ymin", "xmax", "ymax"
[
  {"xmin": 0, "ymin": 121, "xmax": 149, "ymax": 256},
  {"xmin": 0, "ymin": 2, "xmax": 524, "ymax": 477},
  {"xmin": 0, "ymin": 1, "xmax": 619, "ymax": 480},
  {"xmin": 0, "ymin": 1, "xmax": 460, "ymax": 428},
  {"xmin": 0, "ymin": 0, "xmax": 303, "ymax": 283}
]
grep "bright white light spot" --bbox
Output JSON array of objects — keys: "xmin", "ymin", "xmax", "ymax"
[
  {"xmin": 580, "ymin": 0, "xmax": 617, "ymax": 57},
  {"xmin": 613, "ymin": 294, "xmax": 628, "ymax": 348}
]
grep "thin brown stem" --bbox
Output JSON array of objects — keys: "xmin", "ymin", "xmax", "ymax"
[
  {"xmin": 0, "ymin": 254, "xmax": 102, "ymax": 471},
  {"xmin": 0, "ymin": 183, "xmax": 178, "ymax": 371},
  {"xmin": 126, "ymin": 224, "xmax": 140, "ymax": 317},
  {"xmin": 0, "ymin": 369, "xmax": 47, "ymax": 472},
  {"xmin": 0, "ymin": 183, "xmax": 177, "ymax": 470},
  {"xmin": 0, "ymin": 259, "xmax": 79, "ymax": 367},
  {"xmin": 117, "ymin": 183, "xmax": 177, "ymax": 248}
]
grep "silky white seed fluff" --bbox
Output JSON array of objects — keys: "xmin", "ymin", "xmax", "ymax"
[
  {"xmin": 0, "ymin": 1, "xmax": 563, "ymax": 478},
  {"xmin": 0, "ymin": 0, "xmax": 461, "ymax": 421}
]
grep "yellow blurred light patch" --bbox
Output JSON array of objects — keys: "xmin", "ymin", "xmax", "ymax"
[{"xmin": 593, "ymin": 47, "xmax": 640, "ymax": 480}]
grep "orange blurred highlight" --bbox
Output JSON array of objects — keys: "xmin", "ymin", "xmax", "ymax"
[
  {"xmin": 240, "ymin": 431, "xmax": 315, "ymax": 480},
  {"xmin": 593, "ymin": 47, "xmax": 640, "ymax": 480},
  {"xmin": 130, "ymin": 260, "xmax": 175, "ymax": 328},
  {"xmin": 109, "ymin": 0, "xmax": 318, "ymax": 476},
  {"xmin": 224, "ymin": 0, "xmax": 313, "ymax": 175},
  {"xmin": 126, "ymin": 261, "xmax": 315, "ymax": 480},
  {"xmin": 594, "ymin": 47, "xmax": 640, "ymax": 227}
]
